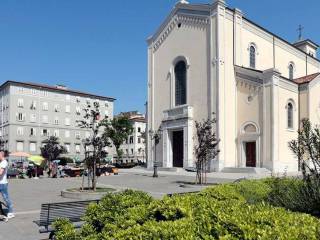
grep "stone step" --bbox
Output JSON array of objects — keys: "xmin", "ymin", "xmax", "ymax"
[{"xmin": 221, "ymin": 167, "xmax": 271, "ymax": 174}]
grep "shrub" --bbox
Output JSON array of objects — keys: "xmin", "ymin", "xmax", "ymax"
[{"xmin": 54, "ymin": 184, "xmax": 320, "ymax": 240}]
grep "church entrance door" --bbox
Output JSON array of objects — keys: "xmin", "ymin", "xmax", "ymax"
[
  {"xmin": 172, "ymin": 130, "xmax": 184, "ymax": 168},
  {"xmin": 245, "ymin": 142, "xmax": 256, "ymax": 167}
]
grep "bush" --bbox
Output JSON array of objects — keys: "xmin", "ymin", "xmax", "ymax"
[{"xmin": 54, "ymin": 182, "xmax": 320, "ymax": 240}]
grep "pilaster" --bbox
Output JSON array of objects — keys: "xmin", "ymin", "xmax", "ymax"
[
  {"xmin": 234, "ymin": 8, "xmax": 243, "ymax": 66},
  {"xmin": 211, "ymin": 0, "xmax": 226, "ymax": 171},
  {"xmin": 262, "ymin": 68, "xmax": 281, "ymax": 171}
]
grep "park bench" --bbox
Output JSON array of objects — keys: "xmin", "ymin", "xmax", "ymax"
[{"xmin": 34, "ymin": 199, "xmax": 100, "ymax": 239}]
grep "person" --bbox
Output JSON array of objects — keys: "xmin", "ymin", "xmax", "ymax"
[{"xmin": 0, "ymin": 151, "xmax": 14, "ymax": 219}]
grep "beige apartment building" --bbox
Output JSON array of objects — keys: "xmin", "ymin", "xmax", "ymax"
[
  {"xmin": 117, "ymin": 111, "xmax": 146, "ymax": 164},
  {"xmin": 147, "ymin": 0, "xmax": 320, "ymax": 173}
]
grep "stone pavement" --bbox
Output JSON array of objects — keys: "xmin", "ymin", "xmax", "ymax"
[{"xmin": 0, "ymin": 168, "xmax": 267, "ymax": 240}]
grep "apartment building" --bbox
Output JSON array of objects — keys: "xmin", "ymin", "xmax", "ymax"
[
  {"xmin": 118, "ymin": 111, "xmax": 146, "ymax": 163},
  {"xmin": 0, "ymin": 80, "xmax": 115, "ymax": 162}
]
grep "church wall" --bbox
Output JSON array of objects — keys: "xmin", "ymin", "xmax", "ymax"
[
  {"xmin": 274, "ymin": 43, "xmax": 307, "ymax": 79},
  {"xmin": 150, "ymin": 15, "xmax": 212, "ymax": 166},
  {"xmin": 222, "ymin": 15, "xmax": 237, "ymax": 167},
  {"xmin": 276, "ymin": 85, "xmax": 299, "ymax": 172},
  {"xmin": 241, "ymin": 23, "xmax": 274, "ymax": 70},
  {"xmin": 239, "ymin": 18, "xmax": 320, "ymax": 80},
  {"xmin": 299, "ymin": 90, "xmax": 309, "ymax": 121},
  {"xmin": 308, "ymin": 82, "xmax": 320, "ymax": 125}
]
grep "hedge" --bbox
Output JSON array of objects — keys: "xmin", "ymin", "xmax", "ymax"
[{"xmin": 54, "ymin": 180, "xmax": 320, "ymax": 240}]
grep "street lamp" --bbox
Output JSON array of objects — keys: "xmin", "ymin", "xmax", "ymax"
[{"xmin": 149, "ymin": 127, "xmax": 162, "ymax": 178}]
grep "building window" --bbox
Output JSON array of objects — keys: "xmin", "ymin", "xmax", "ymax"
[
  {"xmin": 65, "ymin": 130, "xmax": 70, "ymax": 138},
  {"xmin": 65, "ymin": 118, "xmax": 71, "ymax": 126},
  {"xmin": 30, "ymin": 101, "xmax": 37, "ymax": 110},
  {"xmin": 76, "ymin": 107, "xmax": 81, "ymax": 115},
  {"xmin": 54, "ymin": 117, "xmax": 59, "ymax": 125},
  {"xmin": 54, "ymin": 104, "xmax": 60, "ymax": 112},
  {"xmin": 289, "ymin": 63, "xmax": 294, "ymax": 80},
  {"xmin": 250, "ymin": 45, "xmax": 256, "ymax": 69},
  {"xmin": 65, "ymin": 143, "xmax": 70, "ymax": 153},
  {"xmin": 131, "ymin": 149, "xmax": 134, "ymax": 155},
  {"xmin": 129, "ymin": 136, "xmax": 134, "ymax": 144},
  {"xmin": 85, "ymin": 131, "xmax": 90, "ymax": 138},
  {"xmin": 75, "ymin": 132, "xmax": 81, "ymax": 139},
  {"xmin": 175, "ymin": 61, "xmax": 187, "ymax": 106},
  {"xmin": 30, "ymin": 114, "xmax": 36, "ymax": 123},
  {"xmin": 65, "ymin": 105, "xmax": 71, "ymax": 113},
  {"xmin": 42, "ymin": 102, "xmax": 48, "ymax": 111},
  {"xmin": 30, "ymin": 142, "xmax": 36, "ymax": 152},
  {"xmin": 17, "ymin": 113, "xmax": 25, "ymax": 122},
  {"xmin": 17, "ymin": 99, "xmax": 24, "ymax": 108},
  {"xmin": 138, "ymin": 127, "xmax": 141, "ymax": 133},
  {"xmin": 17, "ymin": 127, "xmax": 24, "ymax": 136},
  {"xmin": 138, "ymin": 137, "xmax": 141, "ymax": 143},
  {"xmin": 16, "ymin": 141, "xmax": 24, "ymax": 151},
  {"xmin": 76, "ymin": 97, "xmax": 80, "ymax": 103},
  {"xmin": 42, "ymin": 115, "xmax": 48, "ymax": 124},
  {"xmin": 42, "ymin": 129, "xmax": 49, "ymax": 137},
  {"xmin": 54, "ymin": 129, "xmax": 59, "ymax": 137},
  {"xmin": 287, "ymin": 102, "xmax": 294, "ymax": 129},
  {"xmin": 30, "ymin": 128, "xmax": 36, "ymax": 136},
  {"xmin": 75, "ymin": 144, "xmax": 81, "ymax": 154}
]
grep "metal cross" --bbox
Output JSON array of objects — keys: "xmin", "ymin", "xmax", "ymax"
[{"xmin": 297, "ymin": 24, "xmax": 304, "ymax": 41}]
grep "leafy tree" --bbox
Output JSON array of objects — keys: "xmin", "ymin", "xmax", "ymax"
[
  {"xmin": 103, "ymin": 116, "xmax": 133, "ymax": 163},
  {"xmin": 194, "ymin": 114, "xmax": 220, "ymax": 184},
  {"xmin": 289, "ymin": 118, "xmax": 320, "ymax": 216},
  {"xmin": 77, "ymin": 101, "xmax": 111, "ymax": 191},
  {"xmin": 289, "ymin": 118, "xmax": 320, "ymax": 178},
  {"xmin": 41, "ymin": 136, "xmax": 66, "ymax": 163}
]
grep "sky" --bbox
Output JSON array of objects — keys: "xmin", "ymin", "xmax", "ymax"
[{"xmin": 0, "ymin": 0, "xmax": 319, "ymax": 114}]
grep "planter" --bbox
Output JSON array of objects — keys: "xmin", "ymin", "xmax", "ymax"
[{"xmin": 61, "ymin": 187, "xmax": 118, "ymax": 200}]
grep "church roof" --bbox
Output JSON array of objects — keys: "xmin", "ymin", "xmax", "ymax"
[{"xmin": 294, "ymin": 73, "xmax": 320, "ymax": 84}]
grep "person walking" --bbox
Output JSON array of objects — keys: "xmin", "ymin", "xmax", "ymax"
[{"xmin": 0, "ymin": 151, "xmax": 14, "ymax": 219}]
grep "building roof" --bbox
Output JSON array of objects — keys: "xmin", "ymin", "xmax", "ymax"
[
  {"xmin": 148, "ymin": 2, "xmax": 320, "ymax": 64},
  {"xmin": 293, "ymin": 39, "xmax": 319, "ymax": 49},
  {"xmin": 294, "ymin": 73, "xmax": 320, "ymax": 84},
  {"xmin": 0, "ymin": 80, "xmax": 116, "ymax": 101}
]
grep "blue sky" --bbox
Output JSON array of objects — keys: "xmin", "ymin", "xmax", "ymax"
[{"xmin": 0, "ymin": 0, "xmax": 319, "ymax": 114}]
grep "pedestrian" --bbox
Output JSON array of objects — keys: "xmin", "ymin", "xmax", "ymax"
[{"xmin": 0, "ymin": 151, "xmax": 14, "ymax": 219}]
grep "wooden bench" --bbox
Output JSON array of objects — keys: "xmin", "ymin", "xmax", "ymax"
[{"xmin": 34, "ymin": 200, "xmax": 100, "ymax": 239}]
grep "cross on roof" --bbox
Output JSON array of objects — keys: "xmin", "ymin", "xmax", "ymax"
[{"xmin": 297, "ymin": 24, "xmax": 304, "ymax": 41}]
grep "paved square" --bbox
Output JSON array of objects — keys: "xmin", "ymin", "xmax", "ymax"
[{"xmin": 0, "ymin": 169, "xmax": 252, "ymax": 240}]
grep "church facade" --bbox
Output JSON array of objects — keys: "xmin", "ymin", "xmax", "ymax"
[{"xmin": 147, "ymin": 0, "xmax": 320, "ymax": 173}]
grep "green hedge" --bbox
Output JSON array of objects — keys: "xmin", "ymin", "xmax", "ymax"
[{"xmin": 54, "ymin": 182, "xmax": 320, "ymax": 240}]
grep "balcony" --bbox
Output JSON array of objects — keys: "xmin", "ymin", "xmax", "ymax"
[{"xmin": 163, "ymin": 105, "xmax": 193, "ymax": 122}]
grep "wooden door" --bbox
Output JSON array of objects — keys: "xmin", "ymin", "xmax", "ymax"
[
  {"xmin": 172, "ymin": 131, "xmax": 184, "ymax": 168},
  {"xmin": 245, "ymin": 142, "xmax": 256, "ymax": 167}
]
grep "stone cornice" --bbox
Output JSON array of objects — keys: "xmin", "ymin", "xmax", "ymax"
[
  {"xmin": 147, "ymin": 3, "xmax": 210, "ymax": 47},
  {"xmin": 152, "ymin": 14, "xmax": 209, "ymax": 53}
]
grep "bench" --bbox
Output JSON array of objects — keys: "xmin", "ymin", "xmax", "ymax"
[{"xmin": 34, "ymin": 199, "xmax": 100, "ymax": 239}]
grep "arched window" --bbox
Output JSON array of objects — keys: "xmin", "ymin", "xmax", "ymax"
[
  {"xmin": 289, "ymin": 64, "xmax": 294, "ymax": 80},
  {"xmin": 250, "ymin": 46, "xmax": 256, "ymax": 69},
  {"xmin": 287, "ymin": 102, "xmax": 293, "ymax": 129},
  {"xmin": 175, "ymin": 61, "xmax": 187, "ymax": 106}
]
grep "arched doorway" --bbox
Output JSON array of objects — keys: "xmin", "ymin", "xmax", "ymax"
[{"xmin": 239, "ymin": 122, "xmax": 260, "ymax": 168}]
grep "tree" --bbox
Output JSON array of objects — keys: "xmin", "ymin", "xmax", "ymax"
[
  {"xmin": 41, "ymin": 136, "xmax": 66, "ymax": 163},
  {"xmin": 289, "ymin": 118, "xmax": 320, "ymax": 178},
  {"xmin": 194, "ymin": 115, "xmax": 220, "ymax": 184},
  {"xmin": 78, "ymin": 101, "xmax": 111, "ymax": 191},
  {"xmin": 104, "ymin": 116, "xmax": 133, "ymax": 163}
]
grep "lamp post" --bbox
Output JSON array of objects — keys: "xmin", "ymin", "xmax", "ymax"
[{"xmin": 149, "ymin": 127, "xmax": 162, "ymax": 178}]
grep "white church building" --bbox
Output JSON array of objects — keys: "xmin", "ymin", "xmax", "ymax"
[{"xmin": 147, "ymin": 0, "xmax": 320, "ymax": 173}]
